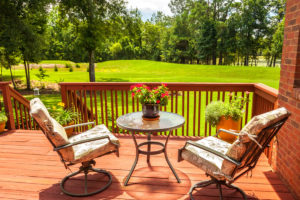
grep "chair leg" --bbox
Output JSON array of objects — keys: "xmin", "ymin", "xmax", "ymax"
[
  {"xmin": 189, "ymin": 179, "xmax": 215, "ymax": 200},
  {"xmin": 189, "ymin": 178, "xmax": 247, "ymax": 200},
  {"xmin": 225, "ymin": 182, "xmax": 248, "ymax": 200},
  {"xmin": 60, "ymin": 160, "xmax": 112, "ymax": 197}
]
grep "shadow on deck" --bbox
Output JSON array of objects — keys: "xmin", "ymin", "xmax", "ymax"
[{"xmin": 0, "ymin": 130, "xmax": 294, "ymax": 200}]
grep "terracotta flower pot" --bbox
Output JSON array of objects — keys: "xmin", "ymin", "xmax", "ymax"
[
  {"xmin": 142, "ymin": 104, "xmax": 160, "ymax": 119},
  {"xmin": 216, "ymin": 116, "xmax": 241, "ymax": 143},
  {"xmin": 0, "ymin": 121, "xmax": 6, "ymax": 133},
  {"xmin": 64, "ymin": 121, "xmax": 74, "ymax": 137}
]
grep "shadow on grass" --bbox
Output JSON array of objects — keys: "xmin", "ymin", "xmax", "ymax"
[
  {"xmin": 0, "ymin": 75, "xmax": 23, "ymax": 82},
  {"xmin": 97, "ymin": 77, "xmax": 129, "ymax": 82}
]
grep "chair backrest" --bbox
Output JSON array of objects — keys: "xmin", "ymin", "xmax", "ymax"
[
  {"xmin": 30, "ymin": 98, "xmax": 74, "ymax": 162},
  {"xmin": 224, "ymin": 107, "xmax": 290, "ymax": 179}
]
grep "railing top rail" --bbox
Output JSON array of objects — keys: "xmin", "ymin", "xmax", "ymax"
[
  {"xmin": 60, "ymin": 82, "xmax": 256, "ymax": 91},
  {"xmin": 0, "ymin": 82, "xmax": 11, "ymax": 86},
  {"xmin": 254, "ymin": 83, "xmax": 278, "ymax": 97},
  {"xmin": 60, "ymin": 82, "xmax": 256, "ymax": 86}
]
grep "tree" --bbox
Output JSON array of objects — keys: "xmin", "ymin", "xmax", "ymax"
[
  {"xmin": 0, "ymin": 0, "xmax": 50, "ymax": 90},
  {"xmin": 59, "ymin": 0, "xmax": 126, "ymax": 82}
]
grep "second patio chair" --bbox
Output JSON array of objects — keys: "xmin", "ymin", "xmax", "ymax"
[
  {"xmin": 30, "ymin": 98, "xmax": 119, "ymax": 197},
  {"xmin": 178, "ymin": 107, "xmax": 290, "ymax": 200}
]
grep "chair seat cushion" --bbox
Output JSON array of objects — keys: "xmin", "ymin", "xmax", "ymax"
[
  {"xmin": 181, "ymin": 136, "xmax": 233, "ymax": 180},
  {"xmin": 69, "ymin": 125, "xmax": 119, "ymax": 163}
]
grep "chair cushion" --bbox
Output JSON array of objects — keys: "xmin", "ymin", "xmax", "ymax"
[
  {"xmin": 181, "ymin": 136, "xmax": 234, "ymax": 180},
  {"xmin": 69, "ymin": 125, "xmax": 119, "ymax": 164},
  {"xmin": 240, "ymin": 107, "xmax": 289, "ymax": 139},
  {"xmin": 30, "ymin": 98, "xmax": 74, "ymax": 161}
]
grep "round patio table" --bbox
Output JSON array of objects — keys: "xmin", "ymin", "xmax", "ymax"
[{"xmin": 116, "ymin": 111, "xmax": 185, "ymax": 186}]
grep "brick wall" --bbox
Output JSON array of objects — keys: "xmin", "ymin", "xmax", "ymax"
[{"xmin": 278, "ymin": 0, "xmax": 300, "ymax": 199}]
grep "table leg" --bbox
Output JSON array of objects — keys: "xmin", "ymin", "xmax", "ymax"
[
  {"xmin": 124, "ymin": 132, "xmax": 139, "ymax": 186},
  {"xmin": 164, "ymin": 130, "xmax": 181, "ymax": 183},
  {"xmin": 147, "ymin": 132, "xmax": 151, "ymax": 163}
]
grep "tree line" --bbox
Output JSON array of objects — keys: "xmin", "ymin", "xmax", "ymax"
[{"xmin": 0, "ymin": 0, "xmax": 285, "ymax": 89}]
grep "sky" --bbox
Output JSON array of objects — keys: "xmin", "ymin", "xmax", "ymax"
[{"xmin": 126, "ymin": 0, "xmax": 172, "ymax": 21}]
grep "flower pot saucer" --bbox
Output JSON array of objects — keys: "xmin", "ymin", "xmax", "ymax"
[{"xmin": 142, "ymin": 116, "xmax": 160, "ymax": 121}]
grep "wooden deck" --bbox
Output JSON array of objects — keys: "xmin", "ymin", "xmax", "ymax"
[{"xmin": 0, "ymin": 130, "xmax": 294, "ymax": 200}]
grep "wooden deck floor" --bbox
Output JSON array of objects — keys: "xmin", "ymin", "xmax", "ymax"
[{"xmin": 0, "ymin": 130, "xmax": 294, "ymax": 200}]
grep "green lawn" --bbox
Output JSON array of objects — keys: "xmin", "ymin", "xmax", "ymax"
[
  {"xmin": 6, "ymin": 60, "xmax": 280, "ymax": 89},
  {"xmin": 5, "ymin": 60, "xmax": 280, "ymax": 136}
]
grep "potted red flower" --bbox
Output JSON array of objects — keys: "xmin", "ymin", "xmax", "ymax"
[{"xmin": 130, "ymin": 83, "xmax": 169, "ymax": 119}]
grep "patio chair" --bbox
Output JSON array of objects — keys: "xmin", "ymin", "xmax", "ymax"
[
  {"xmin": 178, "ymin": 107, "xmax": 290, "ymax": 200},
  {"xmin": 29, "ymin": 98, "xmax": 119, "ymax": 197}
]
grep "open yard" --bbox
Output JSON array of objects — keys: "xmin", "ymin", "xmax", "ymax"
[{"xmin": 5, "ymin": 60, "xmax": 280, "ymax": 88}]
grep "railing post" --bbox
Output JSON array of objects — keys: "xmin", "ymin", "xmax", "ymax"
[
  {"xmin": 60, "ymin": 84, "xmax": 67, "ymax": 106},
  {"xmin": 2, "ymin": 83, "xmax": 15, "ymax": 130}
]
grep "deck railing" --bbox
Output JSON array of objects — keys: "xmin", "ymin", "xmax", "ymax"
[
  {"xmin": 0, "ymin": 82, "xmax": 38, "ymax": 130},
  {"xmin": 0, "ymin": 81, "xmax": 278, "ymax": 164},
  {"xmin": 60, "ymin": 82, "xmax": 278, "ymax": 137}
]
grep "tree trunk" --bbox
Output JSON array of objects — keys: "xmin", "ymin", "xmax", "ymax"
[
  {"xmin": 269, "ymin": 56, "xmax": 273, "ymax": 67},
  {"xmin": 9, "ymin": 63, "xmax": 16, "ymax": 89},
  {"xmin": 24, "ymin": 59, "xmax": 30, "ymax": 90},
  {"xmin": 219, "ymin": 52, "xmax": 223, "ymax": 65},
  {"xmin": 273, "ymin": 55, "xmax": 277, "ymax": 67},
  {"xmin": 89, "ymin": 50, "xmax": 95, "ymax": 82}
]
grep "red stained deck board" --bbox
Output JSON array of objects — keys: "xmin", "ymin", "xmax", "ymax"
[{"xmin": 0, "ymin": 130, "xmax": 294, "ymax": 200}]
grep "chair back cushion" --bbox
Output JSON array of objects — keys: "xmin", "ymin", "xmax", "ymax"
[
  {"xmin": 30, "ymin": 98, "xmax": 74, "ymax": 161},
  {"xmin": 222, "ymin": 107, "xmax": 290, "ymax": 177}
]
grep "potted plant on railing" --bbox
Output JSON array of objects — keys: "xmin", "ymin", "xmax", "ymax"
[
  {"xmin": 130, "ymin": 83, "xmax": 169, "ymax": 120},
  {"xmin": 205, "ymin": 92, "xmax": 249, "ymax": 143},
  {"xmin": 50, "ymin": 102, "xmax": 78, "ymax": 137},
  {"xmin": 0, "ymin": 111, "xmax": 7, "ymax": 132}
]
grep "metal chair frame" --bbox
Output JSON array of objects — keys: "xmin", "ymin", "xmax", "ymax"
[
  {"xmin": 178, "ymin": 116, "xmax": 289, "ymax": 200},
  {"xmin": 33, "ymin": 117, "xmax": 119, "ymax": 197}
]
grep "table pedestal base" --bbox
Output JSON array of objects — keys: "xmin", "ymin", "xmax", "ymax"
[{"xmin": 124, "ymin": 131, "xmax": 181, "ymax": 186}]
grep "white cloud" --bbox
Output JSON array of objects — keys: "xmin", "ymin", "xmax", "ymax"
[{"xmin": 126, "ymin": 0, "xmax": 172, "ymax": 20}]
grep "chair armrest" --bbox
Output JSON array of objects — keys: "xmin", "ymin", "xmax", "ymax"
[
  {"xmin": 54, "ymin": 135, "xmax": 113, "ymax": 151},
  {"xmin": 216, "ymin": 128, "xmax": 239, "ymax": 137},
  {"xmin": 64, "ymin": 122, "xmax": 95, "ymax": 130},
  {"xmin": 185, "ymin": 140, "xmax": 241, "ymax": 166}
]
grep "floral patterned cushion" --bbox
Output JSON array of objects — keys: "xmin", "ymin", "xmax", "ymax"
[
  {"xmin": 69, "ymin": 125, "xmax": 119, "ymax": 164},
  {"xmin": 181, "ymin": 136, "xmax": 234, "ymax": 180},
  {"xmin": 30, "ymin": 98, "xmax": 74, "ymax": 161},
  {"xmin": 240, "ymin": 107, "xmax": 289, "ymax": 140}
]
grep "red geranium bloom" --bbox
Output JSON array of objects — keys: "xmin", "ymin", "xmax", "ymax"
[
  {"xmin": 162, "ymin": 83, "xmax": 167, "ymax": 87},
  {"xmin": 156, "ymin": 100, "xmax": 160, "ymax": 104},
  {"xmin": 131, "ymin": 92, "xmax": 135, "ymax": 97}
]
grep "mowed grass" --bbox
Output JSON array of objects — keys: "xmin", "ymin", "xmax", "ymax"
[
  {"xmin": 6, "ymin": 60, "xmax": 279, "ymax": 136},
  {"xmin": 6, "ymin": 60, "xmax": 280, "ymax": 88}
]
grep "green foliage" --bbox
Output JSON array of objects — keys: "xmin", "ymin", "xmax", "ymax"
[
  {"xmin": 0, "ymin": 111, "xmax": 7, "ymax": 123},
  {"xmin": 205, "ymin": 101, "xmax": 225, "ymax": 126},
  {"xmin": 69, "ymin": 66, "xmax": 73, "ymax": 72},
  {"xmin": 205, "ymin": 93, "xmax": 249, "ymax": 126},
  {"xmin": 75, "ymin": 63, "xmax": 80, "ymax": 68},
  {"xmin": 131, "ymin": 84, "xmax": 169, "ymax": 106},
  {"xmin": 54, "ymin": 65, "xmax": 58, "ymax": 72},
  {"xmin": 36, "ymin": 68, "xmax": 49, "ymax": 81},
  {"xmin": 50, "ymin": 102, "xmax": 77, "ymax": 125}
]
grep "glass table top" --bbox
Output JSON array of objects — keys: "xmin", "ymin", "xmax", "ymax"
[{"xmin": 116, "ymin": 111, "xmax": 185, "ymax": 132}]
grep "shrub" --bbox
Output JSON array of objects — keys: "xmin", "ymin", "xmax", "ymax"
[
  {"xmin": 0, "ymin": 111, "xmax": 7, "ymax": 123},
  {"xmin": 38, "ymin": 66, "xmax": 43, "ymax": 71},
  {"xmin": 87, "ymin": 66, "xmax": 89, "ymax": 72},
  {"xmin": 54, "ymin": 65, "xmax": 58, "ymax": 72},
  {"xmin": 69, "ymin": 66, "xmax": 73, "ymax": 72},
  {"xmin": 75, "ymin": 63, "xmax": 80, "ymax": 68},
  {"xmin": 65, "ymin": 63, "xmax": 71, "ymax": 68},
  {"xmin": 205, "ymin": 93, "xmax": 249, "ymax": 126}
]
